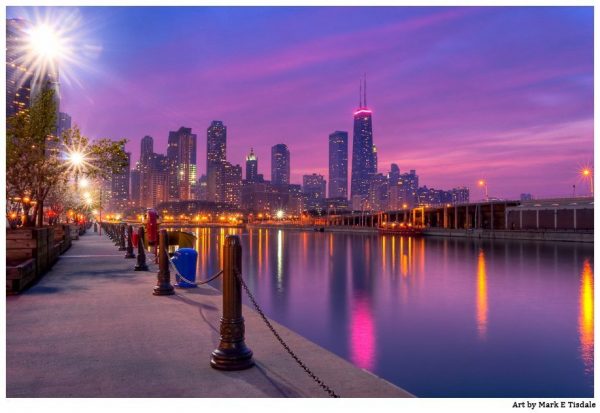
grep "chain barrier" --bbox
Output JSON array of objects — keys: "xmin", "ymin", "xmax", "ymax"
[
  {"xmin": 166, "ymin": 254, "xmax": 223, "ymax": 286},
  {"xmin": 233, "ymin": 268, "xmax": 340, "ymax": 398},
  {"xmin": 157, "ymin": 242, "xmax": 339, "ymax": 397}
]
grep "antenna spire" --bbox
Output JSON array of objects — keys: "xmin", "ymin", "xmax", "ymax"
[
  {"xmin": 364, "ymin": 73, "xmax": 367, "ymax": 107},
  {"xmin": 359, "ymin": 78, "xmax": 362, "ymax": 107}
]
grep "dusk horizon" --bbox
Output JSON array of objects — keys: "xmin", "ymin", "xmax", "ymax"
[{"xmin": 7, "ymin": 6, "xmax": 594, "ymax": 199}]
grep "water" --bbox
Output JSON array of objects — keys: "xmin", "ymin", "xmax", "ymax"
[{"xmin": 176, "ymin": 227, "xmax": 594, "ymax": 397}]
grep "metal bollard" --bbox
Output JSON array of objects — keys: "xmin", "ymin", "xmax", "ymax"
[
  {"xmin": 113, "ymin": 224, "xmax": 121, "ymax": 245},
  {"xmin": 210, "ymin": 235, "xmax": 254, "ymax": 370},
  {"xmin": 125, "ymin": 225, "xmax": 136, "ymax": 259},
  {"xmin": 135, "ymin": 226, "xmax": 149, "ymax": 271},
  {"xmin": 153, "ymin": 229, "xmax": 174, "ymax": 296},
  {"xmin": 118, "ymin": 224, "xmax": 127, "ymax": 251}
]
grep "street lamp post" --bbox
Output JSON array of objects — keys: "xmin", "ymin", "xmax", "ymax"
[
  {"xmin": 581, "ymin": 168, "xmax": 593, "ymax": 196},
  {"xmin": 478, "ymin": 179, "xmax": 488, "ymax": 201},
  {"xmin": 98, "ymin": 186, "xmax": 103, "ymax": 236}
]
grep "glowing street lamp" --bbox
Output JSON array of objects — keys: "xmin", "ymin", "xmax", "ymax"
[
  {"xmin": 478, "ymin": 179, "xmax": 489, "ymax": 201},
  {"xmin": 276, "ymin": 210, "xmax": 285, "ymax": 220},
  {"xmin": 27, "ymin": 24, "xmax": 65, "ymax": 62},
  {"xmin": 581, "ymin": 168, "xmax": 593, "ymax": 196},
  {"xmin": 17, "ymin": 10, "xmax": 91, "ymax": 88},
  {"xmin": 65, "ymin": 145, "xmax": 92, "ymax": 187},
  {"xmin": 68, "ymin": 151, "xmax": 85, "ymax": 167}
]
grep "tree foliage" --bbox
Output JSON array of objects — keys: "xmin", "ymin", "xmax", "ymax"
[
  {"xmin": 7, "ymin": 85, "xmax": 58, "ymax": 226},
  {"xmin": 6, "ymin": 84, "xmax": 128, "ymax": 226}
]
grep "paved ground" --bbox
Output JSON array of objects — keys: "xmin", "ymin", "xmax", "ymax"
[{"xmin": 6, "ymin": 230, "xmax": 413, "ymax": 398}]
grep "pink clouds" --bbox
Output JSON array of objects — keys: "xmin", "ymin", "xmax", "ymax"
[{"xmin": 54, "ymin": 7, "xmax": 592, "ymax": 199}]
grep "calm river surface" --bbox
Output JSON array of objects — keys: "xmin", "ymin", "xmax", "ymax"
[{"xmin": 175, "ymin": 227, "xmax": 594, "ymax": 397}]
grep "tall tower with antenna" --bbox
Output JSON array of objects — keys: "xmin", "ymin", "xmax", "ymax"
[{"xmin": 350, "ymin": 74, "xmax": 376, "ymax": 207}]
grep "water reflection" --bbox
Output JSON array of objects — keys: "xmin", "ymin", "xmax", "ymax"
[
  {"xmin": 579, "ymin": 258, "xmax": 594, "ymax": 374},
  {"xmin": 350, "ymin": 294, "xmax": 375, "ymax": 370},
  {"xmin": 276, "ymin": 230, "xmax": 283, "ymax": 292},
  {"xmin": 258, "ymin": 229, "xmax": 263, "ymax": 273},
  {"xmin": 167, "ymin": 227, "xmax": 593, "ymax": 397},
  {"xmin": 391, "ymin": 235, "xmax": 396, "ymax": 273},
  {"xmin": 400, "ymin": 237, "xmax": 408, "ymax": 277},
  {"xmin": 476, "ymin": 249, "xmax": 488, "ymax": 340}
]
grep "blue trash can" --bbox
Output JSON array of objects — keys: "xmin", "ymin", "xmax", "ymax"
[{"xmin": 171, "ymin": 248, "xmax": 198, "ymax": 288}]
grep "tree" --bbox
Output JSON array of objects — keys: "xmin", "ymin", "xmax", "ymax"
[
  {"xmin": 7, "ymin": 84, "xmax": 58, "ymax": 226},
  {"xmin": 7, "ymin": 84, "xmax": 128, "ymax": 227},
  {"xmin": 45, "ymin": 179, "xmax": 78, "ymax": 224}
]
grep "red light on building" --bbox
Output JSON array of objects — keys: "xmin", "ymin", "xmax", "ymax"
[{"xmin": 353, "ymin": 109, "xmax": 372, "ymax": 116}]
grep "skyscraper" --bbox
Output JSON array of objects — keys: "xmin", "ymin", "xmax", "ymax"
[
  {"xmin": 6, "ymin": 18, "xmax": 60, "ymax": 119},
  {"xmin": 196, "ymin": 174, "xmax": 208, "ymax": 201},
  {"xmin": 6, "ymin": 19, "xmax": 32, "ymax": 118},
  {"xmin": 47, "ymin": 111, "xmax": 71, "ymax": 156},
  {"xmin": 130, "ymin": 166, "xmax": 141, "ymax": 207},
  {"xmin": 149, "ymin": 154, "xmax": 169, "ymax": 207},
  {"xmin": 387, "ymin": 164, "xmax": 401, "ymax": 210},
  {"xmin": 303, "ymin": 174, "xmax": 327, "ymax": 210},
  {"xmin": 138, "ymin": 136, "xmax": 170, "ymax": 209},
  {"xmin": 167, "ymin": 130, "xmax": 180, "ymax": 201},
  {"xmin": 207, "ymin": 121, "xmax": 227, "ymax": 201},
  {"xmin": 328, "ymin": 131, "xmax": 348, "ymax": 199},
  {"xmin": 57, "ymin": 112, "xmax": 71, "ymax": 137},
  {"xmin": 166, "ymin": 127, "xmax": 197, "ymax": 201},
  {"xmin": 367, "ymin": 173, "xmax": 388, "ymax": 211},
  {"xmin": 246, "ymin": 148, "xmax": 258, "ymax": 182},
  {"xmin": 173, "ymin": 127, "xmax": 197, "ymax": 200},
  {"xmin": 271, "ymin": 144, "xmax": 290, "ymax": 187},
  {"xmin": 140, "ymin": 135, "xmax": 154, "ymax": 163},
  {"xmin": 110, "ymin": 152, "xmax": 131, "ymax": 211},
  {"xmin": 399, "ymin": 169, "xmax": 419, "ymax": 208},
  {"xmin": 218, "ymin": 162, "xmax": 243, "ymax": 206},
  {"xmin": 139, "ymin": 136, "xmax": 154, "ymax": 208},
  {"xmin": 388, "ymin": 163, "xmax": 400, "ymax": 186},
  {"xmin": 351, "ymin": 75, "xmax": 376, "ymax": 205},
  {"xmin": 372, "ymin": 145, "xmax": 378, "ymax": 173}
]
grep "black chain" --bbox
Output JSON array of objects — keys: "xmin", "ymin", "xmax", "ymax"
[
  {"xmin": 168, "ymin": 257, "xmax": 223, "ymax": 286},
  {"xmin": 234, "ymin": 269, "xmax": 340, "ymax": 398}
]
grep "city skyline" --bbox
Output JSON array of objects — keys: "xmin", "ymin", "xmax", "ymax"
[{"xmin": 6, "ymin": 6, "xmax": 594, "ymax": 199}]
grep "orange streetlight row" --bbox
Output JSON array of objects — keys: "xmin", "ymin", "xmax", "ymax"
[{"xmin": 476, "ymin": 166, "xmax": 593, "ymax": 201}]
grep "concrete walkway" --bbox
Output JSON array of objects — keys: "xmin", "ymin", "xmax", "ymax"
[{"xmin": 6, "ymin": 231, "xmax": 413, "ymax": 398}]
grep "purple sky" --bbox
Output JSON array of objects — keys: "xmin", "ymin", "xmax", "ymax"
[{"xmin": 9, "ymin": 6, "xmax": 594, "ymax": 199}]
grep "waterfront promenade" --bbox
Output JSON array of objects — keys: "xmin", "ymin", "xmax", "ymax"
[{"xmin": 6, "ymin": 231, "xmax": 412, "ymax": 398}]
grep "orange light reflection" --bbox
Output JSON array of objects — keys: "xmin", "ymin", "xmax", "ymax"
[
  {"xmin": 476, "ymin": 249, "xmax": 488, "ymax": 340},
  {"xmin": 579, "ymin": 258, "xmax": 594, "ymax": 374}
]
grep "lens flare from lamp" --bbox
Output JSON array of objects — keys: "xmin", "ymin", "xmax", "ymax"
[
  {"xmin": 11, "ymin": 8, "xmax": 101, "ymax": 90},
  {"xmin": 69, "ymin": 151, "xmax": 84, "ymax": 166},
  {"xmin": 27, "ymin": 24, "xmax": 64, "ymax": 60}
]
